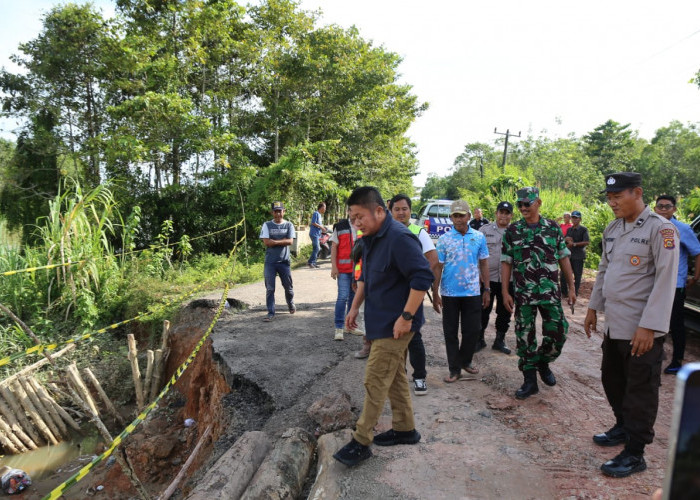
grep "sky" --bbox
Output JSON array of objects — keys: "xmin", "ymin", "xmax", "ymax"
[{"xmin": 2, "ymin": 0, "xmax": 700, "ymax": 186}]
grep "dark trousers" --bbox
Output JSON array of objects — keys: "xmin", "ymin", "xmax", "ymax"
[
  {"xmin": 668, "ymin": 287, "xmax": 686, "ymax": 363},
  {"xmin": 263, "ymin": 261, "xmax": 294, "ymax": 315},
  {"xmin": 561, "ymin": 259, "xmax": 584, "ymax": 296},
  {"xmin": 442, "ymin": 295, "xmax": 482, "ymax": 374},
  {"xmin": 407, "ymin": 331, "xmax": 427, "ymax": 380},
  {"xmin": 480, "ymin": 281, "xmax": 513, "ymax": 335},
  {"xmin": 601, "ymin": 333, "xmax": 664, "ymax": 453}
]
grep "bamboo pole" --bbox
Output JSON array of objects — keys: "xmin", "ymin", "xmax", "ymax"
[
  {"xmin": 35, "ymin": 380, "xmax": 81, "ymax": 432},
  {"xmin": 66, "ymin": 363, "xmax": 98, "ymax": 416},
  {"xmin": 26, "ymin": 377, "xmax": 69, "ymax": 437},
  {"xmin": 83, "ymin": 368, "xmax": 125, "ymax": 426},
  {"xmin": 0, "ymin": 386, "xmax": 42, "ymax": 445},
  {"xmin": 65, "ymin": 386, "xmax": 150, "ymax": 500},
  {"xmin": 0, "ymin": 396, "xmax": 38, "ymax": 449},
  {"xmin": 142, "ymin": 350, "xmax": 154, "ymax": 404},
  {"xmin": 0, "ymin": 415, "xmax": 27, "ymax": 453},
  {"xmin": 158, "ymin": 425, "xmax": 212, "ymax": 500},
  {"xmin": 0, "ymin": 344, "xmax": 75, "ymax": 389},
  {"xmin": 127, "ymin": 334, "xmax": 144, "ymax": 411},
  {"xmin": 150, "ymin": 349, "xmax": 164, "ymax": 402},
  {"xmin": 20, "ymin": 376, "xmax": 64, "ymax": 440},
  {"xmin": 161, "ymin": 320, "xmax": 170, "ymax": 352},
  {"xmin": 11, "ymin": 381, "xmax": 58, "ymax": 445}
]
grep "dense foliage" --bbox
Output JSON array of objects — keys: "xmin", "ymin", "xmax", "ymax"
[{"xmin": 0, "ymin": 0, "xmax": 425, "ymax": 247}]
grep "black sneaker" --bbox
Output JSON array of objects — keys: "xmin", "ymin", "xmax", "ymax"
[
  {"xmin": 413, "ymin": 379, "xmax": 428, "ymax": 396},
  {"xmin": 664, "ymin": 361, "xmax": 681, "ymax": 375},
  {"xmin": 373, "ymin": 429, "xmax": 421, "ymax": 447},
  {"xmin": 600, "ymin": 450, "xmax": 646, "ymax": 477},
  {"xmin": 333, "ymin": 439, "xmax": 372, "ymax": 466},
  {"xmin": 593, "ymin": 425, "xmax": 627, "ymax": 446}
]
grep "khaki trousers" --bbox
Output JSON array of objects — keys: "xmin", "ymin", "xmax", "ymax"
[{"xmin": 353, "ymin": 332, "xmax": 415, "ymax": 446}]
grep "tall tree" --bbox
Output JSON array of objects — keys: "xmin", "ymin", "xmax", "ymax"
[{"xmin": 583, "ymin": 119, "xmax": 638, "ymax": 175}]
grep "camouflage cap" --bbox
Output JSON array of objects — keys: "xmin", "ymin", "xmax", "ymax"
[
  {"xmin": 450, "ymin": 199, "xmax": 470, "ymax": 215},
  {"xmin": 516, "ymin": 187, "xmax": 539, "ymax": 202}
]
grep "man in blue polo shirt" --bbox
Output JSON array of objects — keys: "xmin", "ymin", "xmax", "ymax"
[
  {"xmin": 333, "ymin": 186, "xmax": 433, "ymax": 467},
  {"xmin": 433, "ymin": 199, "xmax": 490, "ymax": 383},
  {"xmin": 653, "ymin": 195, "xmax": 700, "ymax": 374}
]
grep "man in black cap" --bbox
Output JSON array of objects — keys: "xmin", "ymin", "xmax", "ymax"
[
  {"xmin": 584, "ymin": 172, "xmax": 679, "ymax": 478},
  {"xmin": 478, "ymin": 201, "xmax": 514, "ymax": 354},
  {"xmin": 561, "ymin": 210, "xmax": 589, "ymax": 296}
]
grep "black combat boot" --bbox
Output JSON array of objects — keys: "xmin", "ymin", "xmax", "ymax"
[
  {"xmin": 491, "ymin": 331, "xmax": 511, "ymax": 355},
  {"xmin": 475, "ymin": 330, "xmax": 487, "ymax": 352},
  {"xmin": 538, "ymin": 362, "xmax": 556, "ymax": 386},
  {"xmin": 515, "ymin": 369, "xmax": 539, "ymax": 399}
]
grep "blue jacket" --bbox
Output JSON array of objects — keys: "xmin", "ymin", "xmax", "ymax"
[
  {"xmin": 360, "ymin": 211, "xmax": 434, "ymax": 340},
  {"xmin": 670, "ymin": 217, "xmax": 700, "ymax": 288}
]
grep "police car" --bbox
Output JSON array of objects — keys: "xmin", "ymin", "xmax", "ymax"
[{"xmin": 416, "ymin": 200, "xmax": 454, "ymax": 240}]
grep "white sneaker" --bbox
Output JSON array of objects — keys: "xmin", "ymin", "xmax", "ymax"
[
  {"xmin": 334, "ymin": 328, "xmax": 344, "ymax": 341},
  {"xmin": 344, "ymin": 328, "xmax": 365, "ymax": 336}
]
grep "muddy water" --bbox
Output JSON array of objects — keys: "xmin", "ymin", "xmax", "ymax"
[{"xmin": 0, "ymin": 427, "xmax": 101, "ymax": 482}]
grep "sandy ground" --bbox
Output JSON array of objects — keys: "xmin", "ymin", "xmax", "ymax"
[{"xmin": 209, "ymin": 261, "xmax": 699, "ymax": 500}]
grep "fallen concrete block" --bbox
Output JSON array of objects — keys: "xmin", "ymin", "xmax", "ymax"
[
  {"xmin": 307, "ymin": 429, "xmax": 353, "ymax": 500},
  {"xmin": 187, "ymin": 430, "xmax": 271, "ymax": 500},
  {"xmin": 240, "ymin": 427, "xmax": 315, "ymax": 500}
]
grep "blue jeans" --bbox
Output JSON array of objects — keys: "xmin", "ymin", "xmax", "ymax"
[
  {"xmin": 308, "ymin": 234, "xmax": 320, "ymax": 265},
  {"xmin": 264, "ymin": 261, "xmax": 294, "ymax": 315},
  {"xmin": 334, "ymin": 272, "xmax": 355, "ymax": 328}
]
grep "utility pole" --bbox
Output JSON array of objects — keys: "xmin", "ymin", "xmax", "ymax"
[{"xmin": 494, "ymin": 128, "xmax": 521, "ymax": 172}]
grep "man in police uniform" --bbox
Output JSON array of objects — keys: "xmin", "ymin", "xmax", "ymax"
[
  {"xmin": 479, "ymin": 201, "xmax": 514, "ymax": 354},
  {"xmin": 584, "ymin": 172, "xmax": 679, "ymax": 478}
]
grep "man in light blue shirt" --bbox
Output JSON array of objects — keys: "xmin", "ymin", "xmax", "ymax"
[
  {"xmin": 433, "ymin": 200, "xmax": 490, "ymax": 382},
  {"xmin": 653, "ymin": 195, "xmax": 700, "ymax": 374},
  {"xmin": 308, "ymin": 202, "xmax": 327, "ymax": 268}
]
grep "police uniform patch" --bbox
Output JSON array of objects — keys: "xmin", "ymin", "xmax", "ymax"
[
  {"xmin": 664, "ymin": 238, "xmax": 675, "ymax": 249},
  {"xmin": 630, "ymin": 255, "xmax": 641, "ymax": 266},
  {"xmin": 660, "ymin": 228, "xmax": 674, "ymax": 238}
]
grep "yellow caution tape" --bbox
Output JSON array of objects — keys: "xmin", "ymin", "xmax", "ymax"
[{"xmin": 43, "ymin": 281, "xmax": 231, "ymax": 500}]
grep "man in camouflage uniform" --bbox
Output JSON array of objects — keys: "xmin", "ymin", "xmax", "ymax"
[{"xmin": 502, "ymin": 187, "xmax": 576, "ymax": 399}]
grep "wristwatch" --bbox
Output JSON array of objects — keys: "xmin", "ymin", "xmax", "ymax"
[
  {"xmin": 484, "ymin": 287, "xmax": 491, "ymax": 292},
  {"xmin": 401, "ymin": 311, "xmax": 414, "ymax": 321}
]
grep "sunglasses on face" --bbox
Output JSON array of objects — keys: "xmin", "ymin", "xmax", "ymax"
[
  {"xmin": 517, "ymin": 200, "xmax": 533, "ymax": 208},
  {"xmin": 655, "ymin": 203, "xmax": 674, "ymax": 210}
]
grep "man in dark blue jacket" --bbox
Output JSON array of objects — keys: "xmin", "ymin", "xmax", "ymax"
[{"xmin": 333, "ymin": 187, "xmax": 434, "ymax": 467}]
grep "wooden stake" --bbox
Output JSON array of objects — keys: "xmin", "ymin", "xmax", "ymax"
[
  {"xmin": 66, "ymin": 363, "xmax": 99, "ymax": 416},
  {"xmin": 0, "ymin": 385, "xmax": 42, "ymax": 445},
  {"xmin": 48, "ymin": 382, "xmax": 87, "ymax": 421},
  {"xmin": 26, "ymin": 377, "xmax": 69, "ymax": 437},
  {"xmin": 0, "ymin": 424, "xmax": 21, "ymax": 454},
  {"xmin": 20, "ymin": 376, "xmax": 64, "ymax": 440},
  {"xmin": 161, "ymin": 320, "xmax": 170, "ymax": 352},
  {"xmin": 37, "ymin": 382, "xmax": 81, "ymax": 432},
  {"xmin": 0, "ymin": 395, "xmax": 38, "ymax": 449},
  {"xmin": 66, "ymin": 386, "xmax": 150, "ymax": 500},
  {"xmin": 143, "ymin": 350, "xmax": 154, "ymax": 404},
  {"xmin": 11, "ymin": 381, "xmax": 58, "ymax": 445},
  {"xmin": 158, "ymin": 425, "xmax": 212, "ymax": 500},
  {"xmin": 0, "ymin": 415, "xmax": 27, "ymax": 453},
  {"xmin": 127, "ymin": 334, "xmax": 144, "ymax": 411},
  {"xmin": 83, "ymin": 368, "xmax": 125, "ymax": 426},
  {"xmin": 150, "ymin": 349, "xmax": 164, "ymax": 402}
]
